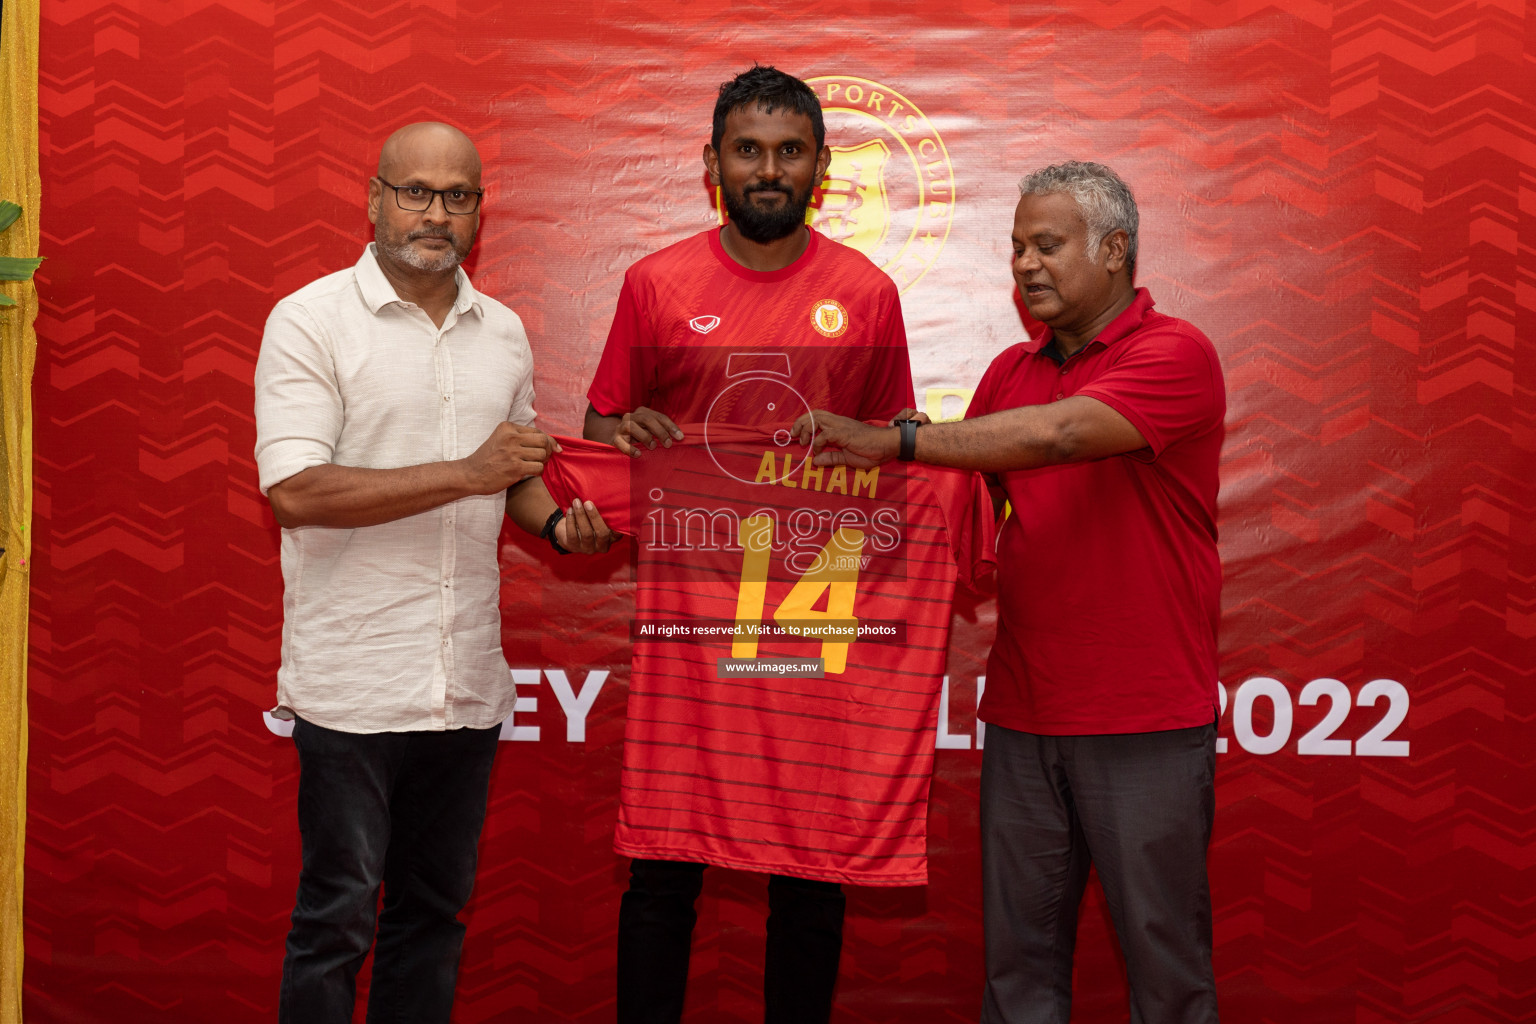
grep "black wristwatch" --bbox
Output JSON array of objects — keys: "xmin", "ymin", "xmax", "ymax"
[
  {"xmin": 895, "ymin": 418, "xmax": 922, "ymax": 462},
  {"xmin": 540, "ymin": 508, "xmax": 571, "ymax": 555}
]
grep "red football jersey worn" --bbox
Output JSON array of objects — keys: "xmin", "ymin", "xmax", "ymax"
[
  {"xmin": 544, "ymin": 428, "xmax": 994, "ymax": 885},
  {"xmin": 586, "ymin": 227, "xmax": 914, "ymax": 424},
  {"xmin": 967, "ymin": 288, "xmax": 1225, "ymax": 735}
]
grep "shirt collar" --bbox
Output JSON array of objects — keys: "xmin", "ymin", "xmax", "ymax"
[
  {"xmin": 355, "ymin": 243, "xmax": 483, "ymax": 318},
  {"xmin": 1025, "ymin": 287, "xmax": 1156, "ymax": 359}
]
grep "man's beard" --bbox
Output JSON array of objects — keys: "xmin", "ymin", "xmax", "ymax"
[
  {"xmin": 376, "ymin": 226, "xmax": 467, "ymax": 273},
  {"xmin": 722, "ymin": 181, "xmax": 812, "ymax": 244}
]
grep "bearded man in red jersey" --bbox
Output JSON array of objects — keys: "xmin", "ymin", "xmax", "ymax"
[
  {"xmin": 798, "ymin": 161, "xmax": 1226, "ymax": 1024},
  {"xmin": 582, "ymin": 66, "xmax": 916, "ymax": 1024}
]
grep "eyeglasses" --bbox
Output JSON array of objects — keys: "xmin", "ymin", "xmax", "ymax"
[{"xmin": 376, "ymin": 177, "xmax": 484, "ymax": 215}]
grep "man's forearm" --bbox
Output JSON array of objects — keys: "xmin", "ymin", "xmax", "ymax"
[
  {"xmin": 506, "ymin": 475, "xmax": 618, "ymax": 555},
  {"xmin": 816, "ymin": 407, "xmax": 1080, "ymax": 472},
  {"xmin": 267, "ymin": 460, "xmax": 482, "ymax": 529},
  {"xmin": 914, "ymin": 400, "xmax": 1145, "ymax": 471},
  {"xmin": 913, "ymin": 407, "xmax": 1079, "ymax": 472},
  {"xmin": 801, "ymin": 397, "xmax": 1147, "ymax": 473},
  {"xmin": 583, "ymin": 403, "xmax": 620, "ymax": 444},
  {"xmin": 268, "ymin": 421, "xmax": 556, "ymax": 529},
  {"xmin": 504, "ymin": 476, "xmax": 560, "ymax": 537}
]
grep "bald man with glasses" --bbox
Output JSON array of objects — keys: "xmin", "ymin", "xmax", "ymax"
[{"xmin": 255, "ymin": 122, "xmax": 613, "ymax": 1024}]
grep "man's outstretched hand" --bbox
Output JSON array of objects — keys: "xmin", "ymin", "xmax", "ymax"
[
  {"xmin": 463, "ymin": 421, "xmax": 561, "ymax": 493},
  {"xmin": 791, "ymin": 410, "xmax": 911, "ymax": 468},
  {"xmin": 613, "ymin": 406, "xmax": 684, "ymax": 457},
  {"xmin": 553, "ymin": 499, "xmax": 618, "ymax": 554}
]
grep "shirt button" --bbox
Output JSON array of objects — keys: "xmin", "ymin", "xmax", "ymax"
[{"xmin": 1056, "ymin": 392, "xmax": 1065, "ymax": 400}]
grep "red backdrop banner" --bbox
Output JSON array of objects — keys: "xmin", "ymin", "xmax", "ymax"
[{"xmin": 24, "ymin": 1, "xmax": 1536, "ymax": 1021}]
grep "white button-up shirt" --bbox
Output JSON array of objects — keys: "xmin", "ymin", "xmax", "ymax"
[{"xmin": 254, "ymin": 245, "xmax": 535, "ymax": 733}]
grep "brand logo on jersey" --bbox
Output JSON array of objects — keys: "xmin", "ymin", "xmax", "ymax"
[
  {"xmin": 689, "ymin": 315, "xmax": 721, "ymax": 334},
  {"xmin": 809, "ymin": 299, "xmax": 849, "ymax": 338}
]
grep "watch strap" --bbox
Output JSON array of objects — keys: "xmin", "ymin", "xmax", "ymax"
[
  {"xmin": 540, "ymin": 508, "xmax": 571, "ymax": 555},
  {"xmin": 896, "ymin": 418, "xmax": 920, "ymax": 462}
]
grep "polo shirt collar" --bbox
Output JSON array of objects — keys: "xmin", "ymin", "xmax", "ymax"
[
  {"xmin": 355, "ymin": 243, "xmax": 484, "ymax": 318},
  {"xmin": 1026, "ymin": 287, "xmax": 1156, "ymax": 358}
]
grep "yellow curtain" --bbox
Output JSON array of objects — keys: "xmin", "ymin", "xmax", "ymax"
[{"xmin": 0, "ymin": 0, "xmax": 40, "ymax": 1018}]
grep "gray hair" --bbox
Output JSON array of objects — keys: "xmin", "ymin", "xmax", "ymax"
[{"xmin": 1018, "ymin": 161, "xmax": 1138, "ymax": 276}]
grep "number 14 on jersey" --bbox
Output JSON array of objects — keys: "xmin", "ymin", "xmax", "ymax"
[{"xmin": 731, "ymin": 514, "xmax": 866, "ymax": 674}]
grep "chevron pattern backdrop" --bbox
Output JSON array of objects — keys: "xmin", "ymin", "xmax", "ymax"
[{"xmin": 23, "ymin": 0, "xmax": 1536, "ymax": 1021}]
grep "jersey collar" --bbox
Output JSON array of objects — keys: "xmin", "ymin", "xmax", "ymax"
[{"xmin": 708, "ymin": 225, "xmax": 822, "ymax": 283}]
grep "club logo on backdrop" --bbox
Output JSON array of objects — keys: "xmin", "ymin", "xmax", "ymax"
[
  {"xmin": 689, "ymin": 314, "xmax": 721, "ymax": 334},
  {"xmin": 809, "ymin": 76, "xmax": 953, "ymax": 293},
  {"xmin": 819, "ymin": 138, "xmax": 893, "ymax": 254}
]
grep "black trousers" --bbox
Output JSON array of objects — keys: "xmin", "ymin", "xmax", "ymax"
[
  {"xmin": 616, "ymin": 858, "xmax": 846, "ymax": 1024},
  {"xmin": 278, "ymin": 717, "xmax": 501, "ymax": 1024},
  {"xmin": 980, "ymin": 722, "xmax": 1219, "ymax": 1024}
]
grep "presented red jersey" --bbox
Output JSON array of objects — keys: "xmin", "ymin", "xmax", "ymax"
[
  {"xmin": 967, "ymin": 288, "xmax": 1225, "ymax": 735},
  {"xmin": 544, "ymin": 428, "xmax": 993, "ymax": 885},
  {"xmin": 586, "ymin": 227, "xmax": 914, "ymax": 424}
]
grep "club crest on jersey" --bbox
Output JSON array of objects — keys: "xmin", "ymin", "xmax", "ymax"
[
  {"xmin": 689, "ymin": 315, "xmax": 721, "ymax": 334},
  {"xmin": 809, "ymin": 299, "xmax": 849, "ymax": 338}
]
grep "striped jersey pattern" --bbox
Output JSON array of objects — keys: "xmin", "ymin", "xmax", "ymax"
[{"xmin": 544, "ymin": 428, "xmax": 993, "ymax": 885}]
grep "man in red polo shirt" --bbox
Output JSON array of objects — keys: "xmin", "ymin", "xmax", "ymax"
[{"xmin": 792, "ymin": 161, "xmax": 1225, "ymax": 1024}]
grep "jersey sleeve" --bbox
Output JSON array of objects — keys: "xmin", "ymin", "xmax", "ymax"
[
  {"xmin": 541, "ymin": 437, "xmax": 638, "ymax": 536},
  {"xmin": 856, "ymin": 282, "xmax": 916, "ymax": 421},
  {"xmin": 586, "ymin": 273, "xmax": 653, "ymax": 418},
  {"xmin": 927, "ymin": 466, "xmax": 997, "ymax": 587},
  {"xmin": 1074, "ymin": 327, "xmax": 1224, "ymax": 461}
]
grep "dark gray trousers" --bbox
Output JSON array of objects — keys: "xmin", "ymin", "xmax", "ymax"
[{"xmin": 980, "ymin": 722, "xmax": 1218, "ymax": 1024}]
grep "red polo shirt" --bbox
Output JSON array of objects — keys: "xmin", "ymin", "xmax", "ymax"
[{"xmin": 967, "ymin": 288, "xmax": 1225, "ymax": 735}]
